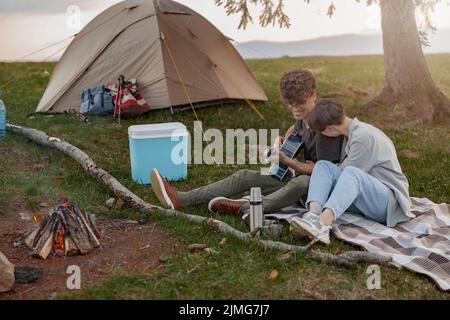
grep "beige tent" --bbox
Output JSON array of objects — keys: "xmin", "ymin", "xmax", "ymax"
[{"xmin": 36, "ymin": 0, "xmax": 268, "ymax": 114}]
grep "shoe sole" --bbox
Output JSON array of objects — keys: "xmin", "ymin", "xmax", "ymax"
[
  {"xmin": 208, "ymin": 197, "xmax": 246, "ymax": 214},
  {"xmin": 290, "ymin": 219, "xmax": 330, "ymax": 245},
  {"xmin": 150, "ymin": 169, "xmax": 174, "ymax": 209}
]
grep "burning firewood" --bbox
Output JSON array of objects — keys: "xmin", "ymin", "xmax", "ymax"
[{"xmin": 24, "ymin": 199, "xmax": 101, "ymax": 259}]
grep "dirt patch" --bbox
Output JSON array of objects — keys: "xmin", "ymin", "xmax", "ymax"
[{"xmin": 0, "ymin": 212, "xmax": 181, "ymax": 300}]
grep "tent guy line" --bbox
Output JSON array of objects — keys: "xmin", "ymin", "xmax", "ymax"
[
  {"xmin": 2, "ymin": 0, "xmax": 270, "ymax": 121},
  {"xmin": 0, "ymin": 7, "xmax": 128, "ymax": 92}
]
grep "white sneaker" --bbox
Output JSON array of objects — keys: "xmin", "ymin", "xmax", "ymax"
[
  {"xmin": 290, "ymin": 213, "xmax": 331, "ymax": 245},
  {"xmin": 289, "ymin": 211, "xmax": 318, "ymax": 237},
  {"xmin": 302, "ymin": 211, "xmax": 319, "ymax": 220}
]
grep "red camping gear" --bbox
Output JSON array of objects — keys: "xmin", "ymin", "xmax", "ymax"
[{"xmin": 107, "ymin": 76, "xmax": 150, "ymax": 122}]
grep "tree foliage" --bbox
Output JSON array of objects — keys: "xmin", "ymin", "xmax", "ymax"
[
  {"xmin": 214, "ymin": 0, "xmax": 447, "ymax": 41},
  {"xmin": 214, "ymin": 0, "xmax": 291, "ymax": 29}
]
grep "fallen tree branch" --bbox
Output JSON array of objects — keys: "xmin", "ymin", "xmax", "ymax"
[{"xmin": 7, "ymin": 123, "xmax": 392, "ymax": 268}]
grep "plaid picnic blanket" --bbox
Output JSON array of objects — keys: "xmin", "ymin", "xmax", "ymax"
[{"xmin": 333, "ymin": 197, "xmax": 450, "ymax": 291}]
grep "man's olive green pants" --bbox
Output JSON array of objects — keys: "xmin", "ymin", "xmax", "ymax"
[{"xmin": 177, "ymin": 169, "xmax": 309, "ymax": 214}]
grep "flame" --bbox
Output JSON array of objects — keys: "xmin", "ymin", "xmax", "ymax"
[
  {"xmin": 53, "ymin": 227, "xmax": 65, "ymax": 251},
  {"xmin": 32, "ymin": 208, "xmax": 47, "ymax": 224},
  {"xmin": 32, "ymin": 214, "xmax": 42, "ymax": 224}
]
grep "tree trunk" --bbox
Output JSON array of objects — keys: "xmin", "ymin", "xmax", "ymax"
[{"xmin": 371, "ymin": 0, "xmax": 450, "ymax": 123}]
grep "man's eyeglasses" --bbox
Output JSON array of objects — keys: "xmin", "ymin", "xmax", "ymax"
[{"xmin": 287, "ymin": 102, "xmax": 306, "ymax": 110}]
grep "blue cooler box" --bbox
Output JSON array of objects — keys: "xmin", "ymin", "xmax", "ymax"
[{"xmin": 128, "ymin": 122, "xmax": 189, "ymax": 184}]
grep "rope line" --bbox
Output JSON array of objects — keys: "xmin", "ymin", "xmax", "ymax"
[
  {"xmin": 162, "ymin": 34, "xmax": 200, "ymax": 121},
  {"xmin": 162, "ymin": 33, "xmax": 266, "ymax": 121},
  {"xmin": 0, "ymin": 7, "xmax": 391, "ymax": 113},
  {"xmin": 0, "ymin": 8, "xmax": 128, "ymax": 92},
  {"xmin": 0, "ymin": 40, "xmax": 73, "ymax": 91},
  {"xmin": 9, "ymin": 35, "xmax": 75, "ymax": 63},
  {"xmin": 43, "ymin": 43, "xmax": 72, "ymax": 63},
  {"xmin": 216, "ymin": 66, "xmax": 266, "ymax": 121}
]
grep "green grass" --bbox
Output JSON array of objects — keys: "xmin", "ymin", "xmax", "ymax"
[{"xmin": 0, "ymin": 55, "xmax": 449, "ymax": 299}]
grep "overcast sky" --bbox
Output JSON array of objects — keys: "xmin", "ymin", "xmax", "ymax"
[{"xmin": 1, "ymin": 0, "xmax": 450, "ymax": 61}]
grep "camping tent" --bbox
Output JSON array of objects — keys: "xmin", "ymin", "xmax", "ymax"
[{"xmin": 35, "ymin": 0, "xmax": 268, "ymax": 114}]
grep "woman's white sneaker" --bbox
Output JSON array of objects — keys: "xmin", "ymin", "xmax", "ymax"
[{"xmin": 290, "ymin": 213, "xmax": 332, "ymax": 245}]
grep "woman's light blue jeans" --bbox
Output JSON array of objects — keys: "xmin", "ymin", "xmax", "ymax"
[{"xmin": 306, "ymin": 160, "xmax": 391, "ymax": 224}]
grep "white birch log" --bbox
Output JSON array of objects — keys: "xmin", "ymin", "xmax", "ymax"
[{"xmin": 7, "ymin": 123, "xmax": 392, "ymax": 268}]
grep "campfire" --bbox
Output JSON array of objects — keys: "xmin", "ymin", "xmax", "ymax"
[{"xmin": 24, "ymin": 199, "xmax": 101, "ymax": 259}]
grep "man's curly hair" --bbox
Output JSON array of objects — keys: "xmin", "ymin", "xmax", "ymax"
[{"xmin": 279, "ymin": 69, "xmax": 316, "ymax": 106}]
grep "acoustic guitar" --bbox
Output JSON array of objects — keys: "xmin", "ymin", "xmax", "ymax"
[{"xmin": 268, "ymin": 132, "xmax": 304, "ymax": 181}]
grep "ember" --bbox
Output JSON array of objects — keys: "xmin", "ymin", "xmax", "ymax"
[
  {"xmin": 24, "ymin": 199, "xmax": 101, "ymax": 259},
  {"xmin": 32, "ymin": 208, "xmax": 46, "ymax": 224}
]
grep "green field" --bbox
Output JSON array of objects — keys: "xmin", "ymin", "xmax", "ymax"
[{"xmin": 0, "ymin": 55, "xmax": 449, "ymax": 299}]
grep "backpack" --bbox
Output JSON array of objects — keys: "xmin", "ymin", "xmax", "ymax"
[{"xmin": 80, "ymin": 85, "xmax": 114, "ymax": 116}]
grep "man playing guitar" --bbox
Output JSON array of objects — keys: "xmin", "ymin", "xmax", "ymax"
[{"xmin": 150, "ymin": 69, "xmax": 344, "ymax": 216}]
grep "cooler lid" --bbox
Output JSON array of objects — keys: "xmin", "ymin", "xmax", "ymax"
[{"xmin": 128, "ymin": 122, "xmax": 188, "ymax": 139}]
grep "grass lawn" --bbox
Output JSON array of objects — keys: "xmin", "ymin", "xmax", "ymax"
[{"xmin": 0, "ymin": 55, "xmax": 449, "ymax": 299}]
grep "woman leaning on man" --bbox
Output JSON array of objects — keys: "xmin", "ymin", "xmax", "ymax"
[{"xmin": 290, "ymin": 99, "xmax": 415, "ymax": 244}]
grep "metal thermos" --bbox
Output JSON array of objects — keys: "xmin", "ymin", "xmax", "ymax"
[{"xmin": 249, "ymin": 187, "xmax": 263, "ymax": 236}]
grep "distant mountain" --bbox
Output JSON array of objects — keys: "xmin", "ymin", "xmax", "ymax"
[{"xmin": 235, "ymin": 29, "xmax": 450, "ymax": 59}]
